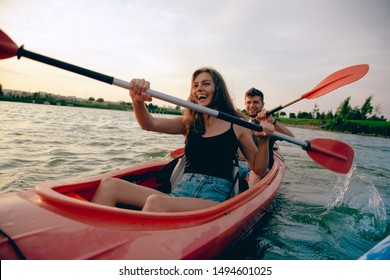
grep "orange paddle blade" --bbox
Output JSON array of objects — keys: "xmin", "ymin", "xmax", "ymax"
[
  {"xmin": 302, "ymin": 64, "xmax": 369, "ymax": 99},
  {"xmin": 0, "ymin": 29, "xmax": 19, "ymax": 59},
  {"xmin": 306, "ymin": 138, "xmax": 354, "ymax": 174},
  {"xmin": 170, "ymin": 148, "xmax": 184, "ymax": 159}
]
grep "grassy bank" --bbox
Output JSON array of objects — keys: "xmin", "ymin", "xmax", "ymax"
[
  {"xmin": 0, "ymin": 96, "xmax": 182, "ymax": 115},
  {"xmin": 277, "ymin": 118, "xmax": 390, "ymax": 138}
]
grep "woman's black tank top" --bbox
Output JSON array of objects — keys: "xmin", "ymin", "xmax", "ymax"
[{"xmin": 184, "ymin": 124, "xmax": 238, "ymax": 181}]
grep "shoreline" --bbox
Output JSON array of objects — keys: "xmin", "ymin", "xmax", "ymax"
[
  {"xmin": 285, "ymin": 123, "xmax": 389, "ymax": 139},
  {"xmin": 1, "ymin": 98, "xmax": 388, "ymax": 139}
]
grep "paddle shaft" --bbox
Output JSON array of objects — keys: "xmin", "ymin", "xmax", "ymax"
[
  {"xmin": 114, "ymin": 80, "xmax": 348, "ymax": 161},
  {"xmin": 267, "ymin": 76, "xmax": 348, "ymax": 116},
  {"xmin": 267, "ymin": 76, "xmax": 353, "ymax": 116},
  {"xmin": 119, "ymin": 78, "xmax": 312, "ymax": 149},
  {"xmin": 16, "ymin": 45, "xmax": 340, "ymax": 153},
  {"xmin": 115, "ymin": 80, "xmax": 256, "ymax": 130},
  {"xmin": 266, "ymin": 97, "xmax": 302, "ymax": 116},
  {"xmin": 17, "ymin": 46, "xmax": 114, "ymax": 84},
  {"xmin": 14, "ymin": 44, "xmax": 354, "ymax": 172},
  {"xmin": 266, "ymin": 65, "xmax": 369, "ymax": 116},
  {"xmin": 17, "ymin": 45, "xmax": 267, "ymax": 133}
]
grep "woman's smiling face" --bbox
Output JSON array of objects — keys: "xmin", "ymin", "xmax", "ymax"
[{"xmin": 191, "ymin": 72, "xmax": 215, "ymax": 107}]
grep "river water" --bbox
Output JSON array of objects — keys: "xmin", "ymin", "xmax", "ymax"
[{"xmin": 1, "ymin": 102, "xmax": 389, "ymax": 260}]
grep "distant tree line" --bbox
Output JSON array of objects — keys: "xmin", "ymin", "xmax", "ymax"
[
  {"xmin": 247, "ymin": 95, "xmax": 389, "ymax": 137},
  {"xmin": 241, "ymin": 94, "xmax": 386, "ymax": 123},
  {"xmin": 273, "ymin": 95, "xmax": 386, "ymax": 122},
  {"xmin": 0, "ymin": 86, "xmax": 182, "ymax": 115}
]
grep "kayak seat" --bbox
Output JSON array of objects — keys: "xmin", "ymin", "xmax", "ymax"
[
  {"xmin": 119, "ymin": 153, "xmax": 246, "ymax": 199},
  {"xmin": 120, "ymin": 154, "xmax": 184, "ymax": 194}
]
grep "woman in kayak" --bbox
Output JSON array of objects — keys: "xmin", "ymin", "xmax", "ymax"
[{"xmin": 91, "ymin": 67, "xmax": 274, "ymax": 212}]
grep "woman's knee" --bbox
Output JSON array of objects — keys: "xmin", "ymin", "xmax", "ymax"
[
  {"xmin": 143, "ymin": 194, "xmax": 168, "ymax": 212},
  {"xmin": 99, "ymin": 177, "xmax": 118, "ymax": 189},
  {"xmin": 92, "ymin": 177, "xmax": 120, "ymax": 205}
]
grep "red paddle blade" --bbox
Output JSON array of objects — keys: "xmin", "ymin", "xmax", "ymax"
[
  {"xmin": 302, "ymin": 64, "xmax": 369, "ymax": 99},
  {"xmin": 170, "ymin": 148, "xmax": 184, "ymax": 159},
  {"xmin": 0, "ymin": 29, "xmax": 19, "ymax": 59},
  {"xmin": 305, "ymin": 138, "xmax": 354, "ymax": 174}
]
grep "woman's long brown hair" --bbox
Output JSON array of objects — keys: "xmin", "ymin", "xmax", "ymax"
[{"xmin": 184, "ymin": 67, "xmax": 245, "ymax": 135}]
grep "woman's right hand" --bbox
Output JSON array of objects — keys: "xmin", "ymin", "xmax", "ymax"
[
  {"xmin": 129, "ymin": 78, "xmax": 153, "ymax": 102},
  {"xmin": 253, "ymin": 120, "xmax": 274, "ymax": 141}
]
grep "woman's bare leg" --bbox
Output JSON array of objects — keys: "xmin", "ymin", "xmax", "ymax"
[
  {"xmin": 91, "ymin": 177, "xmax": 168, "ymax": 207},
  {"xmin": 91, "ymin": 178, "xmax": 218, "ymax": 212},
  {"xmin": 143, "ymin": 194, "xmax": 217, "ymax": 212}
]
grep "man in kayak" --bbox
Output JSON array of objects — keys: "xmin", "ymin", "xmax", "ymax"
[
  {"xmin": 239, "ymin": 87, "xmax": 294, "ymax": 187},
  {"xmin": 92, "ymin": 67, "xmax": 274, "ymax": 212}
]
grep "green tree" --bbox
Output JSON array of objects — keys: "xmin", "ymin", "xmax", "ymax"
[
  {"xmin": 317, "ymin": 112, "xmax": 325, "ymax": 119},
  {"xmin": 325, "ymin": 110, "xmax": 333, "ymax": 119},
  {"xmin": 297, "ymin": 111, "xmax": 313, "ymax": 119},
  {"xmin": 289, "ymin": 112, "xmax": 296, "ymax": 118},
  {"xmin": 147, "ymin": 103, "xmax": 158, "ymax": 112},
  {"xmin": 280, "ymin": 112, "xmax": 286, "ymax": 118},
  {"xmin": 336, "ymin": 97, "xmax": 352, "ymax": 119},
  {"xmin": 349, "ymin": 106, "xmax": 363, "ymax": 120},
  {"xmin": 88, "ymin": 97, "xmax": 95, "ymax": 102},
  {"xmin": 0, "ymin": 84, "xmax": 3, "ymax": 96},
  {"xmin": 361, "ymin": 95, "xmax": 373, "ymax": 120},
  {"xmin": 96, "ymin": 98, "xmax": 104, "ymax": 103},
  {"xmin": 32, "ymin": 92, "xmax": 41, "ymax": 100}
]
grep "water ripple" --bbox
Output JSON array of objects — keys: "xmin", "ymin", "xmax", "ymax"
[{"xmin": 1, "ymin": 103, "xmax": 389, "ymax": 260}]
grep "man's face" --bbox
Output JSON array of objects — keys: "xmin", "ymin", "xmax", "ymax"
[{"xmin": 245, "ymin": 95, "xmax": 264, "ymax": 118}]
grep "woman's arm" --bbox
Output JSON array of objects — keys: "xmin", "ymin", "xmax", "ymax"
[
  {"xmin": 130, "ymin": 79, "xmax": 185, "ymax": 135},
  {"xmin": 238, "ymin": 121, "xmax": 274, "ymax": 177}
]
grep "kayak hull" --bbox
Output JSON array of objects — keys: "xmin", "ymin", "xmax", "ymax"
[
  {"xmin": 0, "ymin": 150, "xmax": 284, "ymax": 260},
  {"xmin": 359, "ymin": 234, "xmax": 390, "ymax": 260}
]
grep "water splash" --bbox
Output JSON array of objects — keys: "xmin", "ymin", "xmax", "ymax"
[
  {"xmin": 328, "ymin": 164, "xmax": 355, "ymax": 209},
  {"xmin": 327, "ymin": 164, "xmax": 387, "ymax": 239}
]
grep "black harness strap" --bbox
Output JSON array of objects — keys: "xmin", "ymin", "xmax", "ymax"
[{"xmin": 227, "ymin": 155, "xmax": 241, "ymax": 199}]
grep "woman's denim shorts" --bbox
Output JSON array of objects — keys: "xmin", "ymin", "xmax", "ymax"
[{"xmin": 170, "ymin": 173, "xmax": 232, "ymax": 203}]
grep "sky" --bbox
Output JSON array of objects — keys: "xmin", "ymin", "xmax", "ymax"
[{"xmin": 1, "ymin": 0, "xmax": 389, "ymax": 118}]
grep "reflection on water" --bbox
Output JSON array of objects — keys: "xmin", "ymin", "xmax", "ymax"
[{"xmin": 0, "ymin": 101, "xmax": 389, "ymax": 259}]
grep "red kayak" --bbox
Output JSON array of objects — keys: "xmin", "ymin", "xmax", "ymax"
[{"xmin": 0, "ymin": 148, "xmax": 284, "ymax": 260}]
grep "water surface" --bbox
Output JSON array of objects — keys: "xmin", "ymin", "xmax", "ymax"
[{"xmin": 1, "ymin": 102, "xmax": 389, "ymax": 259}]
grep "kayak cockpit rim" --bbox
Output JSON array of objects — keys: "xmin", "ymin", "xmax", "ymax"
[{"xmin": 34, "ymin": 150, "xmax": 284, "ymax": 225}]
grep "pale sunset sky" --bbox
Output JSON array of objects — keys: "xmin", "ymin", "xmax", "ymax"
[{"xmin": 1, "ymin": 0, "xmax": 389, "ymax": 118}]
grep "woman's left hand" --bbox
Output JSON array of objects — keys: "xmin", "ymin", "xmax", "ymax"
[{"xmin": 129, "ymin": 78, "xmax": 153, "ymax": 102}]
